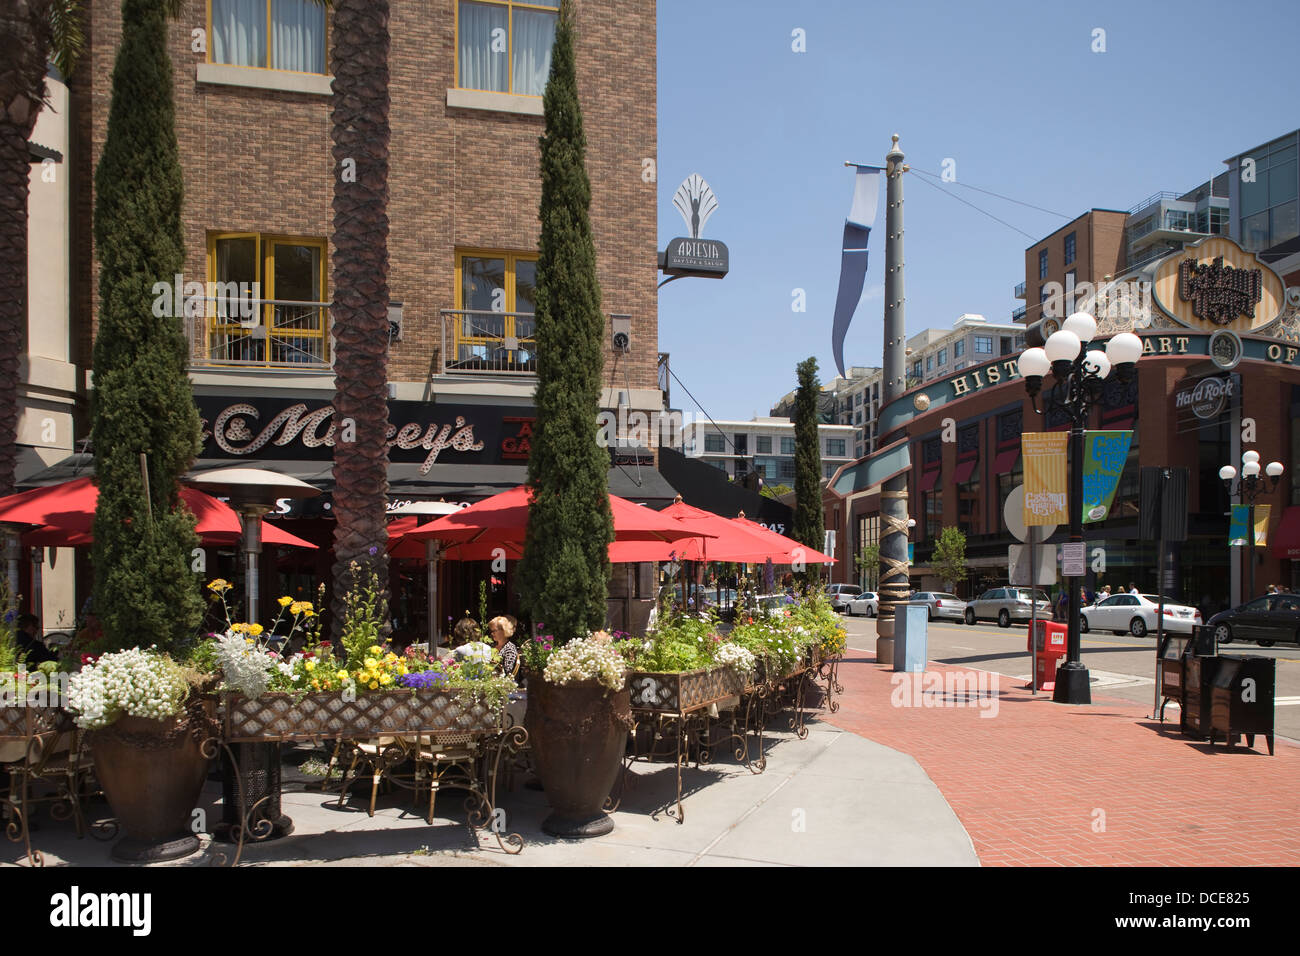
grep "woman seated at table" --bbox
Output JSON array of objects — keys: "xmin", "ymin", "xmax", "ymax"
[{"xmin": 487, "ymin": 615, "xmax": 519, "ymax": 679}]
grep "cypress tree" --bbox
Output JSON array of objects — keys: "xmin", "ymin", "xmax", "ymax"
[
  {"xmin": 89, "ymin": 0, "xmax": 202, "ymax": 652},
  {"xmin": 792, "ymin": 357, "xmax": 825, "ymax": 588},
  {"xmin": 517, "ymin": 3, "xmax": 613, "ymax": 642}
]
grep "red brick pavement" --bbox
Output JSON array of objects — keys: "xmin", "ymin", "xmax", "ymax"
[{"xmin": 823, "ymin": 650, "xmax": 1300, "ymax": 866}]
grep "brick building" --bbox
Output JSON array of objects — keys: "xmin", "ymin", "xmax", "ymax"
[{"xmin": 20, "ymin": 0, "xmax": 663, "ymax": 632}]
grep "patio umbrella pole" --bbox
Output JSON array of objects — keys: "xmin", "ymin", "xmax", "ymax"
[
  {"xmin": 426, "ymin": 540, "xmax": 440, "ymax": 648},
  {"xmin": 3, "ymin": 527, "xmax": 20, "ymax": 605},
  {"xmin": 237, "ymin": 505, "xmax": 271, "ymax": 625}
]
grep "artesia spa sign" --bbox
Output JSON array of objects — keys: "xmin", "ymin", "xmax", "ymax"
[{"xmin": 197, "ymin": 397, "xmax": 535, "ymax": 473}]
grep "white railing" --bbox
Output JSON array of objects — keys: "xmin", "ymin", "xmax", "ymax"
[{"xmin": 189, "ymin": 299, "xmax": 331, "ymax": 368}]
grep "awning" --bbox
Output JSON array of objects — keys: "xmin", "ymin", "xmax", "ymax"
[
  {"xmin": 953, "ymin": 457, "xmax": 977, "ymax": 485},
  {"xmin": 1271, "ymin": 506, "xmax": 1300, "ymax": 559},
  {"xmin": 918, "ymin": 466, "xmax": 940, "ymax": 493},
  {"xmin": 993, "ymin": 447, "xmax": 1019, "ymax": 474}
]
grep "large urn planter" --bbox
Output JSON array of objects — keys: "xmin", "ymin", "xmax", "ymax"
[
  {"xmin": 89, "ymin": 707, "xmax": 212, "ymax": 863},
  {"xmin": 525, "ymin": 676, "xmax": 631, "ymax": 839}
]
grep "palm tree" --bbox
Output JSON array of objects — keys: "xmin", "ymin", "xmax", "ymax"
[
  {"xmin": 328, "ymin": 0, "xmax": 391, "ymax": 634},
  {"xmin": 0, "ymin": 0, "xmax": 83, "ymax": 500}
]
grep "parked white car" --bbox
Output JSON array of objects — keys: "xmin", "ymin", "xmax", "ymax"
[
  {"xmin": 1080, "ymin": 593, "xmax": 1201, "ymax": 637},
  {"xmin": 847, "ymin": 591, "xmax": 879, "ymax": 617},
  {"xmin": 824, "ymin": 584, "xmax": 862, "ymax": 613}
]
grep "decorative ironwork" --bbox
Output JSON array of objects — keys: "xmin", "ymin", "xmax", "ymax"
[
  {"xmin": 223, "ymin": 688, "xmax": 503, "ymax": 742},
  {"xmin": 997, "ymin": 409, "xmax": 1023, "ymax": 445},
  {"xmin": 957, "ymin": 424, "xmax": 979, "ymax": 456}
]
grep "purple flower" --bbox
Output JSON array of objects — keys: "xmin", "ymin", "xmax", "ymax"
[
  {"xmin": 400, "ymin": 670, "xmax": 447, "ymax": 689},
  {"xmin": 368, "ymin": 545, "xmax": 379, "ymax": 556}
]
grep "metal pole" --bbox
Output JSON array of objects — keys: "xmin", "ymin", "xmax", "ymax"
[
  {"xmin": 877, "ymin": 135, "xmax": 909, "ymax": 666},
  {"xmin": 1029, "ymin": 530, "xmax": 1038, "ymax": 695},
  {"xmin": 1247, "ymin": 501, "xmax": 1255, "ymax": 602},
  {"xmin": 1053, "ymin": 421, "xmax": 1091, "ymax": 704},
  {"xmin": 426, "ymin": 539, "xmax": 438, "ymax": 648}
]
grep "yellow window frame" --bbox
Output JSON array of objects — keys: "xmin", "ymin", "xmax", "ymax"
[
  {"xmin": 454, "ymin": 249, "xmax": 537, "ymax": 357},
  {"xmin": 207, "ymin": 232, "xmax": 329, "ymax": 366},
  {"xmin": 205, "ymin": 0, "xmax": 331, "ymax": 76},
  {"xmin": 453, "ymin": 0, "xmax": 559, "ymax": 95}
]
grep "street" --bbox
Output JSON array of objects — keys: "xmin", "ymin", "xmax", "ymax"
[{"xmin": 840, "ymin": 611, "xmax": 1300, "ymax": 742}]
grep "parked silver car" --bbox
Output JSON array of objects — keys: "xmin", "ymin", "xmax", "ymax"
[
  {"xmin": 965, "ymin": 587, "xmax": 1052, "ymax": 627},
  {"xmin": 910, "ymin": 592, "xmax": 966, "ymax": 622}
]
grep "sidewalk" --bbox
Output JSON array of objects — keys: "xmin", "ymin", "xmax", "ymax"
[
  {"xmin": 2, "ymin": 710, "xmax": 978, "ymax": 868},
  {"xmin": 828, "ymin": 642, "xmax": 1300, "ymax": 866}
]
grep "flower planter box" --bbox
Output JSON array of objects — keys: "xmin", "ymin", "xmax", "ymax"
[
  {"xmin": 222, "ymin": 689, "xmax": 505, "ymax": 743},
  {"xmin": 628, "ymin": 665, "xmax": 745, "ymax": 715}
]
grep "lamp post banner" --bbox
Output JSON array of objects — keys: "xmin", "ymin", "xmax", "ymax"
[
  {"xmin": 1081, "ymin": 430, "xmax": 1133, "ymax": 523},
  {"xmin": 1022, "ymin": 432, "xmax": 1069, "ymax": 526},
  {"xmin": 1254, "ymin": 504, "xmax": 1271, "ymax": 546},
  {"xmin": 1229, "ymin": 504, "xmax": 1250, "ymax": 546}
]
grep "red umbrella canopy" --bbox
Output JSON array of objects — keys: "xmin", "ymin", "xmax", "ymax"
[
  {"xmin": 608, "ymin": 500, "xmax": 779, "ymax": 563},
  {"xmin": 392, "ymin": 485, "xmax": 703, "ymax": 560},
  {"xmin": 731, "ymin": 515, "xmax": 836, "ymax": 564},
  {"xmin": 0, "ymin": 477, "xmax": 316, "ymax": 549}
]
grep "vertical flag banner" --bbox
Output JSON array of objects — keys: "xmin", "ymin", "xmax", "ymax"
[
  {"xmin": 1229, "ymin": 504, "xmax": 1250, "ymax": 545},
  {"xmin": 1022, "ymin": 432, "xmax": 1069, "ymax": 526},
  {"xmin": 830, "ymin": 164, "xmax": 882, "ymax": 378},
  {"xmin": 1254, "ymin": 504, "xmax": 1271, "ymax": 546},
  {"xmin": 1081, "ymin": 430, "xmax": 1134, "ymax": 523}
]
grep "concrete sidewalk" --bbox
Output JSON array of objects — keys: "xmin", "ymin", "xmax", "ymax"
[{"xmin": 3, "ymin": 710, "xmax": 978, "ymax": 868}]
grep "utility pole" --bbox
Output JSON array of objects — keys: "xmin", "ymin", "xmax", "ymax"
[{"xmin": 876, "ymin": 135, "xmax": 909, "ymax": 665}]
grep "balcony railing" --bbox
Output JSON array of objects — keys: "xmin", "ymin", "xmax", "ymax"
[
  {"xmin": 439, "ymin": 309, "xmax": 537, "ymax": 375},
  {"xmin": 1014, "ymin": 282, "xmax": 1026, "ymax": 299},
  {"xmin": 1011, "ymin": 306, "xmax": 1027, "ymax": 322},
  {"xmin": 188, "ymin": 299, "xmax": 331, "ymax": 368}
]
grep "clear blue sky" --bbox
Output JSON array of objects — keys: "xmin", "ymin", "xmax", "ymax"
[{"xmin": 655, "ymin": 0, "xmax": 1300, "ymax": 421}]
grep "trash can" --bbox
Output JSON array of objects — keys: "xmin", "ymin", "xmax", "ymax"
[
  {"xmin": 1029, "ymin": 620, "xmax": 1068, "ymax": 691},
  {"xmin": 893, "ymin": 602, "xmax": 929, "ymax": 673},
  {"xmin": 1182, "ymin": 653, "xmax": 1223, "ymax": 740},
  {"xmin": 1210, "ymin": 656, "xmax": 1276, "ymax": 755}
]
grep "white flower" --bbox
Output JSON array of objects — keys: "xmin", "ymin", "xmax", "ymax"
[
  {"xmin": 543, "ymin": 637, "xmax": 627, "ymax": 692},
  {"xmin": 68, "ymin": 648, "xmax": 189, "ymax": 730}
]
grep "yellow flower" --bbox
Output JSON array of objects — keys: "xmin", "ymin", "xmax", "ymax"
[
  {"xmin": 336, "ymin": 670, "xmax": 350, "ymax": 682},
  {"xmin": 369, "ymin": 681, "xmax": 379, "ymax": 690},
  {"xmin": 289, "ymin": 602, "xmax": 303, "ymax": 615},
  {"xmin": 311, "ymin": 679, "xmax": 321, "ymax": 690},
  {"xmin": 208, "ymin": 579, "xmax": 232, "ymax": 592},
  {"xmin": 249, "ymin": 623, "xmax": 264, "ymax": 637},
  {"xmin": 245, "ymin": 637, "xmax": 255, "ymax": 645},
  {"xmin": 303, "ymin": 609, "xmax": 316, "ymax": 618},
  {"xmin": 363, "ymin": 657, "xmax": 377, "ymax": 670},
  {"xmin": 278, "ymin": 596, "xmax": 293, "ymax": 607},
  {"xmin": 379, "ymin": 673, "xmax": 393, "ymax": 686},
  {"xmin": 368, "ymin": 645, "xmax": 383, "ymax": 657},
  {"xmin": 304, "ymin": 660, "xmax": 316, "ymax": 672}
]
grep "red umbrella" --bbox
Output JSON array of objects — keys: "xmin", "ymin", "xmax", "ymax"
[
  {"xmin": 607, "ymin": 500, "xmax": 778, "ymax": 563},
  {"xmin": 390, "ymin": 485, "xmax": 703, "ymax": 561},
  {"xmin": 731, "ymin": 515, "xmax": 836, "ymax": 564},
  {"xmin": 0, "ymin": 477, "xmax": 317, "ymax": 549}
]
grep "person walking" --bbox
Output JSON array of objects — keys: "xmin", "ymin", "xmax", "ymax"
[{"xmin": 1128, "ymin": 582, "xmax": 1139, "ymax": 595}]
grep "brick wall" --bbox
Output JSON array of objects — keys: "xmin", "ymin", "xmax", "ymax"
[{"xmin": 72, "ymin": 0, "xmax": 659, "ymax": 394}]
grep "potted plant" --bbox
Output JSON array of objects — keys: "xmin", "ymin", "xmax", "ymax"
[{"xmin": 521, "ymin": 632, "xmax": 630, "ymax": 837}]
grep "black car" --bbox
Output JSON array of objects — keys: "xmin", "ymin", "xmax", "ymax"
[{"xmin": 1207, "ymin": 593, "xmax": 1300, "ymax": 648}]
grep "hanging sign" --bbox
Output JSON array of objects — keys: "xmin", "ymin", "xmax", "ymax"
[
  {"xmin": 1229, "ymin": 504, "xmax": 1250, "ymax": 546},
  {"xmin": 1081, "ymin": 431, "xmax": 1133, "ymax": 523},
  {"xmin": 1254, "ymin": 504, "xmax": 1271, "ymax": 546},
  {"xmin": 1022, "ymin": 432, "xmax": 1069, "ymax": 526}
]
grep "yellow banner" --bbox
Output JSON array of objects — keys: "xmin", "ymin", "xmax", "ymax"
[
  {"xmin": 1023, "ymin": 432, "xmax": 1069, "ymax": 526},
  {"xmin": 1254, "ymin": 504, "xmax": 1271, "ymax": 546}
]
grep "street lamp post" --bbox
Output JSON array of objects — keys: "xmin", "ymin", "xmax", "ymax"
[
  {"xmin": 1018, "ymin": 315, "xmax": 1143, "ymax": 705},
  {"xmin": 1220, "ymin": 454, "xmax": 1284, "ymax": 603}
]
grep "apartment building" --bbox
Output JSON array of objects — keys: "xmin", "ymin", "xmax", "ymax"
[{"xmin": 681, "ymin": 417, "xmax": 856, "ymax": 486}]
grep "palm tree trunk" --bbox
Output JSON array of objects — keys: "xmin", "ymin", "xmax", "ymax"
[{"xmin": 329, "ymin": 0, "xmax": 392, "ymax": 635}]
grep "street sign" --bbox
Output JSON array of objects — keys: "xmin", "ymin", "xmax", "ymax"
[
  {"xmin": 1003, "ymin": 483, "xmax": 1056, "ymax": 544},
  {"xmin": 1061, "ymin": 542, "xmax": 1086, "ymax": 577},
  {"xmin": 1009, "ymin": 544, "xmax": 1057, "ymax": 586}
]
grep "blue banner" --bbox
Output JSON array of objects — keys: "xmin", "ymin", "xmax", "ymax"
[
  {"xmin": 830, "ymin": 165, "xmax": 881, "ymax": 378},
  {"xmin": 1229, "ymin": 504, "xmax": 1250, "ymax": 546},
  {"xmin": 1081, "ymin": 431, "xmax": 1133, "ymax": 523}
]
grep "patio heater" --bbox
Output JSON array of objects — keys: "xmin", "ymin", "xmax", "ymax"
[
  {"xmin": 188, "ymin": 466, "xmax": 321, "ymax": 844},
  {"xmin": 388, "ymin": 500, "xmax": 462, "ymax": 648}
]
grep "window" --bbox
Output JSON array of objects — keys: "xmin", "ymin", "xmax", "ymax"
[
  {"xmin": 778, "ymin": 459, "xmax": 796, "ymax": 482},
  {"xmin": 824, "ymin": 463, "xmax": 838, "ymax": 479},
  {"xmin": 453, "ymin": 251, "xmax": 537, "ymax": 369},
  {"xmin": 974, "ymin": 336, "xmax": 993, "ymax": 355},
  {"xmin": 704, "ymin": 433, "xmax": 726, "ymax": 453},
  {"xmin": 1063, "ymin": 232, "xmax": 1076, "ymax": 264},
  {"xmin": 827, "ymin": 439, "xmax": 846, "ymax": 457},
  {"xmin": 206, "ymin": 232, "xmax": 327, "ymax": 365},
  {"xmin": 912, "ymin": 361, "xmax": 922, "ymax": 378},
  {"xmin": 954, "ymin": 339, "xmax": 965, "ymax": 358},
  {"xmin": 780, "ymin": 437, "xmax": 795, "ymax": 455},
  {"xmin": 1038, "ymin": 248, "xmax": 1049, "ymax": 279},
  {"xmin": 209, "ymin": 0, "xmax": 327, "ymax": 74},
  {"xmin": 457, "ymin": 0, "xmax": 559, "ymax": 96},
  {"xmin": 925, "ymin": 490, "xmax": 943, "ymax": 540},
  {"xmin": 926, "ymin": 355, "xmax": 933, "ymax": 372},
  {"xmin": 756, "ymin": 435, "xmax": 772, "ymax": 454},
  {"xmin": 937, "ymin": 348, "xmax": 947, "ymax": 366}
]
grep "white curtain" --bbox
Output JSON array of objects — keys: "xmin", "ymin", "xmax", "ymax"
[
  {"xmin": 212, "ymin": 0, "xmax": 267, "ymax": 68},
  {"xmin": 511, "ymin": 8, "xmax": 556, "ymax": 96},
  {"xmin": 272, "ymin": 0, "xmax": 326, "ymax": 74},
  {"xmin": 458, "ymin": 1, "xmax": 508, "ymax": 92}
]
